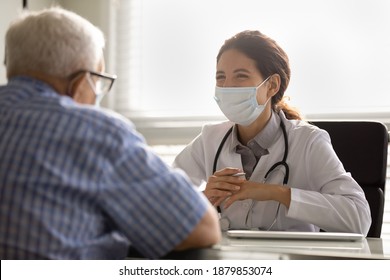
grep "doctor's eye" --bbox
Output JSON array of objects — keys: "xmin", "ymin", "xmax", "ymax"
[
  {"xmin": 216, "ymin": 74, "xmax": 225, "ymax": 81},
  {"xmin": 216, "ymin": 75, "xmax": 226, "ymax": 86},
  {"xmin": 236, "ymin": 73, "xmax": 249, "ymax": 80}
]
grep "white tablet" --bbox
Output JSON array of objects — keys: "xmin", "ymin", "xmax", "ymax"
[{"xmin": 226, "ymin": 230, "xmax": 364, "ymax": 241}]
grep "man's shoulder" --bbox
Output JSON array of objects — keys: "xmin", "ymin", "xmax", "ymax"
[
  {"xmin": 76, "ymin": 105, "xmax": 132, "ymax": 125},
  {"xmin": 67, "ymin": 105, "xmax": 137, "ymax": 136}
]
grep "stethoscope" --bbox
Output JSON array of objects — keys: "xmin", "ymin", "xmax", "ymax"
[{"xmin": 212, "ymin": 119, "xmax": 289, "ymax": 230}]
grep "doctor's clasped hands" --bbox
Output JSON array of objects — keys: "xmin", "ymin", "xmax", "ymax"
[{"xmin": 205, "ymin": 167, "xmax": 291, "ymax": 209}]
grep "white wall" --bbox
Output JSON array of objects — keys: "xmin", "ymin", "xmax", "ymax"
[
  {"xmin": 58, "ymin": 0, "xmax": 115, "ymax": 108},
  {"xmin": 0, "ymin": 1, "xmax": 22, "ymax": 84},
  {"xmin": 28, "ymin": 0, "xmax": 58, "ymax": 9},
  {"xmin": 59, "ymin": 0, "xmax": 115, "ymax": 73}
]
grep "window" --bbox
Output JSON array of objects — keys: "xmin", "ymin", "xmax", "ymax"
[{"xmin": 111, "ymin": 0, "xmax": 390, "ymax": 144}]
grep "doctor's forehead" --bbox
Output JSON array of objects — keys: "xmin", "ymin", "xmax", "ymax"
[{"xmin": 216, "ymin": 49, "xmax": 258, "ymax": 73}]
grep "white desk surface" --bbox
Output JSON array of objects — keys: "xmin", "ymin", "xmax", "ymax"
[
  {"xmin": 210, "ymin": 233, "xmax": 390, "ymax": 260},
  {"xmin": 127, "ymin": 233, "xmax": 390, "ymax": 260}
]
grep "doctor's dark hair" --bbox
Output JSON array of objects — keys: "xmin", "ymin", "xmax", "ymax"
[{"xmin": 216, "ymin": 30, "xmax": 302, "ymax": 120}]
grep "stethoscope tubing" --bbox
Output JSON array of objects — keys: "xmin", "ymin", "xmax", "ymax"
[
  {"xmin": 212, "ymin": 119, "xmax": 289, "ymax": 225},
  {"xmin": 213, "ymin": 120, "xmax": 289, "ymax": 184}
]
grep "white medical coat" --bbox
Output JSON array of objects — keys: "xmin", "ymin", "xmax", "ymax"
[{"xmin": 173, "ymin": 112, "xmax": 371, "ymax": 235}]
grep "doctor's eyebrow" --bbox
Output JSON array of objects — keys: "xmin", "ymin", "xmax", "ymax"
[
  {"xmin": 233, "ymin": 68, "xmax": 251, "ymax": 73},
  {"xmin": 216, "ymin": 68, "xmax": 254, "ymax": 81},
  {"xmin": 216, "ymin": 68, "xmax": 251, "ymax": 74}
]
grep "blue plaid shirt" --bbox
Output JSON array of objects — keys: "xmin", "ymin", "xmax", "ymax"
[{"xmin": 0, "ymin": 76, "xmax": 207, "ymax": 259}]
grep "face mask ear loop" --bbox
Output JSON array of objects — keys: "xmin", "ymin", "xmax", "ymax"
[
  {"xmin": 255, "ymin": 75, "xmax": 272, "ymax": 108},
  {"xmin": 255, "ymin": 75, "xmax": 272, "ymax": 90},
  {"xmin": 87, "ymin": 73, "xmax": 106, "ymax": 107},
  {"xmin": 85, "ymin": 73, "xmax": 97, "ymax": 95}
]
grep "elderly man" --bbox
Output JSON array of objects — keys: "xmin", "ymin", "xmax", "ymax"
[{"xmin": 0, "ymin": 7, "xmax": 220, "ymax": 259}]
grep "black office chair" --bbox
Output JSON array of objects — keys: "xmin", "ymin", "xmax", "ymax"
[{"xmin": 311, "ymin": 121, "xmax": 388, "ymax": 238}]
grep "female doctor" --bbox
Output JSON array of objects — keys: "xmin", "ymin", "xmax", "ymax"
[{"xmin": 173, "ymin": 30, "xmax": 371, "ymax": 235}]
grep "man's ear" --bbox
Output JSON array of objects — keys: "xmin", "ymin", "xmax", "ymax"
[
  {"xmin": 67, "ymin": 73, "xmax": 85, "ymax": 99},
  {"xmin": 70, "ymin": 73, "xmax": 97, "ymax": 105},
  {"xmin": 267, "ymin": 74, "xmax": 281, "ymax": 98}
]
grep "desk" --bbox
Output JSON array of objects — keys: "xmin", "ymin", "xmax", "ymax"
[{"xmin": 128, "ymin": 233, "xmax": 390, "ymax": 260}]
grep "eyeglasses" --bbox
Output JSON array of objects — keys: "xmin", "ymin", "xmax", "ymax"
[
  {"xmin": 68, "ymin": 70, "xmax": 117, "ymax": 97},
  {"xmin": 87, "ymin": 70, "xmax": 117, "ymax": 97}
]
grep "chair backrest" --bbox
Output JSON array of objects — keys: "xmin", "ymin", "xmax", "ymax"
[{"xmin": 311, "ymin": 121, "xmax": 388, "ymax": 238}]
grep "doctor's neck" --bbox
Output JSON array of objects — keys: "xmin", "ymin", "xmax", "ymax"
[{"xmin": 237, "ymin": 108, "xmax": 272, "ymax": 145}]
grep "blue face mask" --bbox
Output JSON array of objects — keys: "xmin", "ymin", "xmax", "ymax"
[{"xmin": 214, "ymin": 76, "xmax": 271, "ymax": 126}]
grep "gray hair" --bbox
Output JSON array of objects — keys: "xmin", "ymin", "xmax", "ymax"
[{"xmin": 5, "ymin": 7, "xmax": 105, "ymax": 78}]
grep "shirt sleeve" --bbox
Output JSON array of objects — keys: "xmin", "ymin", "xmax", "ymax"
[
  {"xmin": 97, "ymin": 124, "xmax": 208, "ymax": 259},
  {"xmin": 287, "ymin": 129, "xmax": 371, "ymax": 235},
  {"xmin": 172, "ymin": 134, "xmax": 207, "ymax": 187}
]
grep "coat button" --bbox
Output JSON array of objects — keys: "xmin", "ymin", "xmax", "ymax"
[
  {"xmin": 219, "ymin": 217, "xmax": 230, "ymax": 231},
  {"xmin": 243, "ymin": 202, "xmax": 250, "ymax": 209}
]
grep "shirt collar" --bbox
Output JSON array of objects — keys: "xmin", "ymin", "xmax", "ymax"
[
  {"xmin": 230, "ymin": 110, "xmax": 281, "ymax": 151},
  {"xmin": 8, "ymin": 76, "xmax": 61, "ymax": 98}
]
